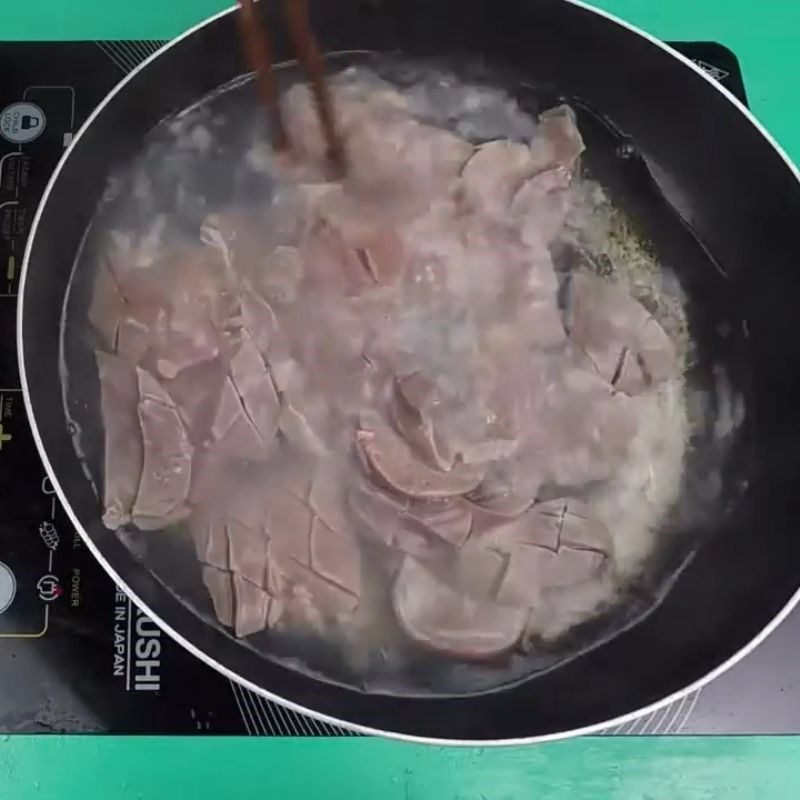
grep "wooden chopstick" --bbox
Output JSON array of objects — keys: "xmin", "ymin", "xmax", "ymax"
[
  {"xmin": 237, "ymin": 0, "xmax": 290, "ymax": 154},
  {"xmin": 283, "ymin": 0, "xmax": 346, "ymax": 175},
  {"xmin": 237, "ymin": 0, "xmax": 346, "ymax": 175}
]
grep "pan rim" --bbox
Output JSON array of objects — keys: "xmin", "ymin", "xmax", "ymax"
[{"xmin": 17, "ymin": 0, "xmax": 800, "ymax": 745}]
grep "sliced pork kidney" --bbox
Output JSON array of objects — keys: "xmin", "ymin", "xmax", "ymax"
[
  {"xmin": 191, "ymin": 515, "xmax": 230, "ymax": 572},
  {"xmin": 529, "ymin": 104, "xmax": 585, "ymax": 175},
  {"xmin": 347, "ymin": 480, "xmax": 406, "ymax": 548},
  {"xmin": 491, "ymin": 500, "xmax": 611, "ymax": 603},
  {"xmin": 389, "ymin": 372, "xmax": 457, "ymax": 471},
  {"xmin": 534, "ymin": 358, "xmax": 638, "ymax": 488},
  {"xmin": 89, "ymin": 258, "xmax": 126, "ymax": 351},
  {"xmin": 227, "ymin": 519, "xmax": 270, "ymax": 588},
  {"xmin": 229, "ymin": 333, "xmax": 281, "ymax": 443},
  {"xmin": 115, "ymin": 246, "xmax": 236, "ymax": 380},
  {"xmin": 240, "ymin": 290, "xmax": 279, "ymax": 356},
  {"xmin": 97, "ymin": 352, "xmax": 144, "ymax": 529},
  {"xmin": 460, "ymin": 140, "xmax": 540, "ymax": 217},
  {"xmin": 488, "ymin": 504, "xmax": 563, "ymax": 551},
  {"xmin": 265, "ymin": 488, "xmax": 314, "ymax": 564},
  {"xmin": 555, "ymin": 499, "xmax": 613, "ymax": 553},
  {"xmin": 202, "ymin": 566, "xmax": 235, "ymax": 628},
  {"xmin": 232, "ymin": 574, "xmax": 272, "ymax": 637},
  {"xmin": 466, "ymin": 456, "xmax": 541, "ymax": 519},
  {"xmin": 202, "ymin": 331, "xmax": 281, "ymax": 463},
  {"xmin": 131, "ymin": 369, "xmax": 193, "ymax": 530},
  {"xmin": 202, "ymin": 566, "xmax": 271, "ymax": 638},
  {"xmin": 345, "ymin": 115, "xmax": 473, "ymax": 210},
  {"xmin": 357, "ymin": 411, "xmax": 485, "ymax": 499},
  {"xmin": 279, "ymin": 400, "xmax": 328, "ymax": 457},
  {"xmin": 393, "ymin": 557, "xmax": 527, "ymax": 660},
  {"xmin": 347, "ymin": 481, "xmax": 440, "ymax": 559},
  {"xmin": 512, "ymin": 167, "xmax": 573, "ymax": 247},
  {"xmin": 404, "ymin": 499, "xmax": 474, "ymax": 548},
  {"xmin": 566, "ymin": 270, "xmax": 678, "ymax": 393},
  {"xmin": 209, "ymin": 377, "xmax": 271, "ymax": 461},
  {"xmin": 310, "ymin": 517, "xmax": 362, "ymax": 597}
]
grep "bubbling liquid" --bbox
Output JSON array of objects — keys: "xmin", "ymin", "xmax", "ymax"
[{"xmin": 61, "ymin": 60, "xmax": 691, "ymax": 695}]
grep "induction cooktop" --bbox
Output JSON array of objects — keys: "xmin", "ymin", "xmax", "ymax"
[{"xmin": 2, "ymin": 39, "xmax": 790, "ymax": 736}]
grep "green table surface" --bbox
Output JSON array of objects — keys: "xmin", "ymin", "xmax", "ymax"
[{"xmin": 2, "ymin": 1, "xmax": 800, "ymax": 798}]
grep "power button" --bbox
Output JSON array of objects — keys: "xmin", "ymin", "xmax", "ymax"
[{"xmin": 0, "ymin": 561, "xmax": 17, "ymax": 614}]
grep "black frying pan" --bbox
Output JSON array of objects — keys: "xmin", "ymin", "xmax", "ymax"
[{"xmin": 18, "ymin": 0, "xmax": 800, "ymax": 742}]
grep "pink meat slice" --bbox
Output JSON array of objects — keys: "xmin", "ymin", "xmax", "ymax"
[
  {"xmin": 384, "ymin": 336, "xmax": 527, "ymax": 474},
  {"xmin": 191, "ymin": 514, "xmax": 230, "ymax": 571},
  {"xmin": 202, "ymin": 566, "xmax": 271, "ymax": 637},
  {"xmin": 227, "ymin": 519, "xmax": 270, "ymax": 588},
  {"xmin": 315, "ymin": 190, "xmax": 409, "ymax": 286},
  {"xmin": 489, "ymin": 504, "xmax": 563, "ymax": 552},
  {"xmin": 494, "ymin": 546, "xmax": 546, "ymax": 608},
  {"xmin": 89, "ymin": 259, "xmax": 126, "ymax": 350},
  {"xmin": 639, "ymin": 316, "xmax": 679, "ymax": 386},
  {"xmin": 280, "ymin": 77, "xmax": 408, "ymax": 170},
  {"xmin": 281, "ymin": 559, "xmax": 359, "ymax": 617},
  {"xmin": 97, "ymin": 352, "xmax": 144, "ymax": 529},
  {"xmin": 529, "ymin": 104, "xmax": 585, "ymax": 175},
  {"xmin": 190, "ymin": 473, "xmax": 276, "ymax": 637},
  {"xmin": 266, "ymin": 489, "xmax": 314, "ymax": 564},
  {"xmin": 511, "ymin": 168, "xmax": 572, "ymax": 246},
  {"xmin": 347, "ymin": 482, "xmax": 437, "ymax": 559},
  {"xmin": 202, "ymin": 566, "xmax": 234, "ymax": 628},
  {"xmin": 456, "ymin": 544, "xmax": 507, "ymax": 601},
  {"xmin": 310, "ymin": 517, "xmax": 362, "ymax": 596},
  {"xmin": 228, "ymin": 333, "xmax": 281, "ymax": 445},
  {"xmin": 240, "ymin": 291, "xmax": 278, "ymax": 356},
  {"xmin": 466, "ymin": 457, "xmax": 541, "ymax": 519},
  {"xmin": 404, "ymin": 500, "xmax": 474, "ymax": 548},
  {"xmin": 460, "ymin": 140, "xmax": 538, "ymax": 216},
  {"xmin": 163, "ymin": 359, "xmax": 226, "ymax": 447},
  {"xmin": 232, "ymin": 574, "xmax": 272, "ymax": 637},
  {"xmin": 209, "ymin": 377, "xmax": 271, "ymax": 461},
  {"xmin": 116, "ymin": 316, "xmax": 151, "ymax": 364},
  {"xmin": 259, "ymin": 245, "xmax": 305, "ymax": 306},
  {"xmin": 389, "ymin": 373, "xmax": 456, "ymax": 470},
  {"xmin": 495, "ymin": 542, "xmax": 607, "ymax": 605},
  {"xmin": 345, "ymin": 115, "xmax": 473, "ymax": 210},
  {"xmin": 302, "ymin": 222, "xmax": 377, "ymax": 296},
  {"xmin": 201, "ymin": 210, "xmax": 297, "ymax": 286},
  {"xmin": 613, "ymin": 348, "xmax": 648, "ymax": 396},
  {"xmin": 556, "ymin": 500, "xmax": 612, "ymax": 552},
  {"xmin": 118, "ymin": 247, "xmax": 234, "ymax": 380},
  {"xmin": 308, "ymin": 464, "xmax": 349, "ymax": 534},
  {"xmin": 190, "ymin": 465, "xmax": 268, "ymax": 545},
  {"xmin": 534, "ymin": 357, "xmax": 637, "ymax": 488},
  {"xmin": 348, "ymin": 481, "xmax": 406, "ymax": 547},
  {"xmin": 567, "ymin": 271, "xmax": 677, "ymax": 393},
  {"xmin": 531, "ymin": 546, "xmax": 607, "ymax": 589},
  {"xmin": 491, "ymin": 497, "xmax": 612, "ymax": 553},
  {"xmin": 131, "ymin": 369, "xmax": 193, "ymax": 530},
  {"xmin": 279, "ymin": 401, "xmax": 327, "ymax": 457},
  {"xmin": 494, "ymin": 499, "xmax": 611, "ymax": 603},
  {"xmin": 391, "ymin": 370, "xmax": 518, "ymax": 473},
  {"xmin": 392, "ymin": 557, "xmax": 527, "ymax": 660},
  {"xmin": 357, "ymin": 411, "xmax": 485, "ymax": 499}
]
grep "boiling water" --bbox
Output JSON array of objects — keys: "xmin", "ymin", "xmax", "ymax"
[{"xmin": 59, "ymin": 57, "xmax": 708, "ymax": 695}]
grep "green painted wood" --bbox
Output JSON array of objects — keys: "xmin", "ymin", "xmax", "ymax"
[
  {"xmin": 0, "ymin": 735, "xmax": 797, "ymax": 800},
  {"xmin": 2, "ymin": 1, "xmax": 800, "ymax": 797}
]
